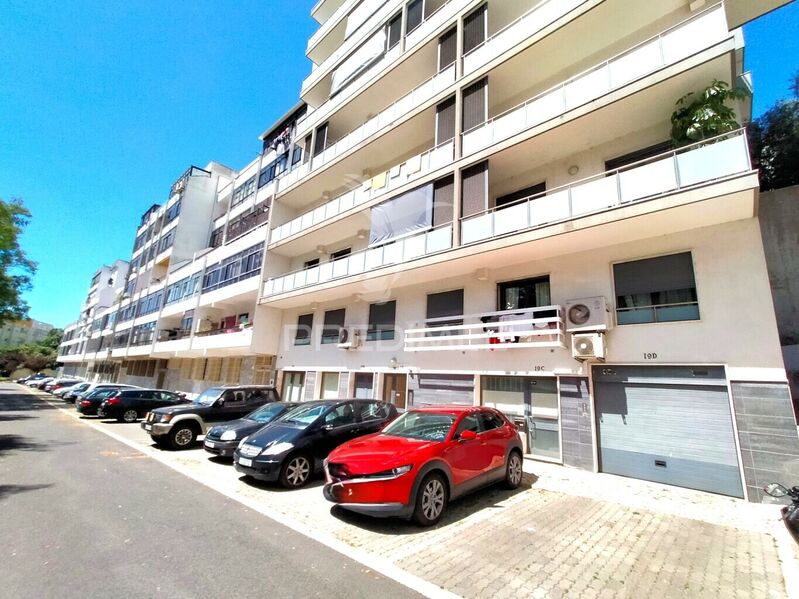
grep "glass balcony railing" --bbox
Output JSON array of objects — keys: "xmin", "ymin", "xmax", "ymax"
[
  {"xmin": 264, "ymin": 224, "xmax": 453, "ymax": 296},
  {"xmin": 461, "ymin": 129, "xmax": 752, "ymax": 246},
  {"xmin": 462, "ymin": 6, "xmax": 729, "ymax": 156}
]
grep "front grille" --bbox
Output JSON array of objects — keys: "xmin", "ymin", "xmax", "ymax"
[
  {"xmin": 239, "ymin": 443, "xmax": 261, "ymax": 458},
  {"xmin": 327, "ymin": 462, "xmax": 351, "ymax": 482}
]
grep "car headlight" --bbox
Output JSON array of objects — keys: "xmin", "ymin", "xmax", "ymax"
[
  {"xmin": 161, "ymin": 414, "xmax": 173, "ymax": 423},
  {"xmin": 366, "ymin": 464, "xmax": 413, "ymax": 478},
  {"xmin": 220, "ymin": 430, "xmax": 237, "ymax": 441},
  {"xmin": 237, "ymin": 436, "xmax": 249, "ymax": 449},
  {"xmin": 390, "ymin": 464, "xmax": 413, "ymax": 476},
  {"xmin": 261, "ymin": 441, "xmax": 293, "ymax": 456}
]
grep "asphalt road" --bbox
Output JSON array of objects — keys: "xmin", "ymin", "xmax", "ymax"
[{"xmin": 0, "ymin": 384, "xmax": 419, "ymax": 598}]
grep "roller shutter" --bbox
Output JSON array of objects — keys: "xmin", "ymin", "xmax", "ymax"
[
  {"xmin": 410, "ymin": 373, "xmax": 474, "ymax": 407},
  {"xmin": 593, "ymin": 366, "xmax": 743, "ymax": 498}
]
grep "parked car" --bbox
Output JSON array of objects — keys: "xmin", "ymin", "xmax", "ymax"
[
  {"xmin": 204, "ymin": 402, "xmax": 302, "ymax": 458},
  {"xmin": 53, "ymin": 382, "xmax": 83, "ymax": 397},
  {"xmin": 98, "ymin": 389, "xmax": 188, "ymax": 422},
  {"xmin": 323, "ymin": 406, "xmax": 523, "ymax": 526},
  {"xmin": 234, "ymin": 399, "xmax": 398, "ymax": 489},
  {"xmin": 27, "ymin": 377, "xmax": 54, "ymax": 389},
  {"xmin": 17, "ymin": 373, "xmax": 46, "ymax": 384},
  {"xmin": 142, "ymin": 385, "xmax": 279, "ymax": 450},
  {"xmin": 76, "ymin": 387, "xmax": 136, "ymax": 416},
  {"xmin": 45, "ymin": 378, "xmax": 83, "ymax": 393},
  {"xmin": 72, "ymin": 383, "xmax": 139, "ymax": 402},
  {"xmin": 62, "ymin": 382, "xmax": 92, "ymax": 403}
]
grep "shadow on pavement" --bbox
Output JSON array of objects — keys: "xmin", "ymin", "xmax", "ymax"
[
  {"xmin": 239, "ymin": 474, "xmax": 326, "ymax": 493},
  {"xmin": 329, "ymin": 472, "xmax": 538, "ymax": 534},
  {"xmin": 0, "ymin": 434, "xmax": 50, "ymax": 453},
  {"xmin": 0, "ymin": 483, "xmax": 54, "ymax": 501},
  {"xmin": 0, "ymin": 390, "xmax": 58, "ymax": 412},
  {"xmin": 0, "ymin": 413, "xmax": 36, "ymax": 422}
]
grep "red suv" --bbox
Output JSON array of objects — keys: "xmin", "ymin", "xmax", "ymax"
[{"xmin": 323, "ymin": 405, "xmax": 523, "ymax": 526}]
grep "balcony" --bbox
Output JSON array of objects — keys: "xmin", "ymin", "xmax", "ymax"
[
  {"xmin": 191, "ymin": 325, "xmax": 254, "ymax": 353},
  {"xmin": 298, "ymin": 0, "xmax": 461, "ymax": 135},
  {"xmin": 461, "ymin": 129, "xmax": 751, "ymax": 245},
  {"xmin": 271, "ymin": 140, "xmax": 454, "ymax": 244},
  {"xmin": 264, "ymin": 224, "xmax": 452, "ymax": 297},
  {"xmin": 463, "ymin": 0, "xmax": 589, "ymax": 76},
  {"xmin": 463, "ymin": 6, "xmax": 730, "ymax": 156},
  {"xmin": 152, "ymin": 329, "xmax": 192, "ymax": 355},
  {"xmin": 405, "ymin": 305, "xmax": 566, "ymax": 352}
]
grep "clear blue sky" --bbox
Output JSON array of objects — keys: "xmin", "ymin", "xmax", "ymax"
[{"xmin": 1, "ymin": 1, "xmax": 797, "ymax": 328}]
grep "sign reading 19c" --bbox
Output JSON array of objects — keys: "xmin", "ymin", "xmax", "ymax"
[{"xmin": 643, "ymin": 352, "xmax": 658, "ymax": 360}]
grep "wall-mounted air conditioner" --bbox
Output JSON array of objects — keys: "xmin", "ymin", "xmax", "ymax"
[
  {"xmin": 564, "ymin": 297, "xmax": 611, "ymax": 332},
  {"xmin": 337, "ymin": 328, "xmax": 361, "ymax": 350},
  {"xmin": 571, "ymin": 333, "xmax": 606, "ymax": 361}
]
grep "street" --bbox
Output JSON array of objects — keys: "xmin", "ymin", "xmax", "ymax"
[{"xmin": 0, "ymin": 384, "xmax": 419, "ymax": 598}]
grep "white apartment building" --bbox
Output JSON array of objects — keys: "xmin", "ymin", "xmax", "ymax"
[
  {"xmin": 58, "ymin": 0, "xmax": 799, "ymax": 502},
  {"xmin": 0, "ymin": 319, "xmax": 54, "ymax": 347}
]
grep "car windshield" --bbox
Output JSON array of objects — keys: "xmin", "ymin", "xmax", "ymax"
[
  {"xmin": 194, "ymin": 387, "xmax": 224, "ymax": 405},
  {"xmin": 381, "ymin": 412, "xmax": 457, "ymax": 442},
  {"xmin": 90, "ymin": 389, "xmax": 117, "ymax": 399},
  {"xmin": 247, "ymin": 403, "xmax": 287, "ymax": 424},
  {"xmin": 281, "ymin": 404, "xmax": 329, "ymax": 427}
]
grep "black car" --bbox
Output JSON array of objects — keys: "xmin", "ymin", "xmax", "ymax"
[
  {"xmin": 98, "ymin": 389, "xmax": 188, "ymax": 422},
  {"xmin": 233, "ymin": 399, "xmax": 397, "ymax": 488},
  {"xmin": 142, "ymin": 385, "xmax": 280, "ymax": 450},
  {"xmin": 76, "ymin": 388, "xmax": 125, "ymax": 416},
  {"xmin": 204, "ymin": 402, "xmax": 302, "ymax": 458}
]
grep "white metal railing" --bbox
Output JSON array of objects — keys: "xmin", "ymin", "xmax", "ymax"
[
  {"xmin": 462, "ymin": 5, "xmax": 728, "ymax": 155},
  {"xmin": 461, "ymin": 129, "xmax": 751, "ymax": 245},
  {"xmin": 271, "ymin": 139, "xmax": 455, "ymax": 243},
  {"xmin": 297, "ymin": 0, "xmax": 460, "ymax": 136},
  {"xmin": 463, "ymin": 0, "xmax": 588, "ymax": 75},
  {"xmin": 307, "ymin": 0, "xmax": 358, "ymax": 52},
  {"xmin": 312, "ymin": 64, "xmax": 455, "ymax": 172},
  {"xmin": 264, "ymin": 224, "xmax": 453, "ymax": 296},
  {"xmin": 405, "ymin": 305, "xmax": 566, "ymax": 351}
]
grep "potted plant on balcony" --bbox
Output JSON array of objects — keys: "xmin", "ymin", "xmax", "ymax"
[{"xmin": 670, "ymin": 79, "xmax": 750, "ymax": 147}]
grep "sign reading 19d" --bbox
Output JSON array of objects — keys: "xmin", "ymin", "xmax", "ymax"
[{"xmin": 643, "ymin": 352, "xmax": 658, "ymax": 360}]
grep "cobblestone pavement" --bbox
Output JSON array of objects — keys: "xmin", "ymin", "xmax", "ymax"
[{"xmin": 34, "ymin": 390, "xmax": 799, "ymax": 598}]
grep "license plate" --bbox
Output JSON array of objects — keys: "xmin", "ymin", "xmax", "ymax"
[
  {"xmin": 144, "ymin": 424, "xmax": 152, "ymax": 431},
  {"xmin": 239, "ymin": 457, "xmax": 252, "ymax": 467},
  {"xmin": 205, "ymin": 441, "xmax": 215, "ymax": 448}
]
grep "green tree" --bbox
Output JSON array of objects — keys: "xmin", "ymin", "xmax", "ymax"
[
  {"xmin": 671, "ymin": 79, "xmax": 750, "ymax": 147},
  {"xmin": 0, "ymin": 198, "xmax": 36, "ymax": 327},
  {"xmin": 748, "ymin": 71, "xmax": 799, "ymax": 191}
]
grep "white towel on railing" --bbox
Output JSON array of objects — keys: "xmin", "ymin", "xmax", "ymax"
[{"xmin": 498, "ymin": 313, "xmax": 529, "ymax": 341}]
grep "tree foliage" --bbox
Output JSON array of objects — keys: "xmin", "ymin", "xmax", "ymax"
[
  {"xmin": 748, "ymin": 72, "xmax": 799, "ymax": 191},
  {"xmin": 0, "ymin": 327, "xmax": 64, "ymax": 375},
  {"xmin": 671, "ymin": 80, "xmax": 750, "ymax": 147},
  {"xmin": 0, "ymin": 198, "xmax": 36, "ymax": 327}
]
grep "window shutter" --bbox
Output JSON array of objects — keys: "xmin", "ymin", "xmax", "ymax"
[
  {"xmin": 433, "ymin": 176, "xmax": 454, "ymax": 226},
  {"xmin": 461, "ymin": 161, "xmax": 488, "ymax": 218},
  {"xmin": 462, "ymin": 77, "xmax": 487, "ymax": 132},
  {"xmin": 436, "ymin": 96, "xmax": 456, "ymax": 145},
  {"xmin": 463, "ymin": 4, "xmax": 486, "ymax": 54},
  {"xmin": 438, "ymin": 27, "xmax": 456, "ymax": 71}
]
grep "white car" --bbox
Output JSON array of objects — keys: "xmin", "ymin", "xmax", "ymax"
[{"xmin": 27, "ymin": 377, "xmax": 54, "ymax": 388}]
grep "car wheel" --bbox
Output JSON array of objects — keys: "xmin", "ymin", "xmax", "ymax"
[
  {"xmin": 412, "ymin": 473, "xmax": 448, "ymax": 527},
  {"xmin": 504, "ymin": 450, "xmax": 523, "ymax": 490},
  {"xmin": 96, "ymin": 408, "xmax": 106, "ymax": 418},
  {"xmin": 279, "ymin": 453, "xmax": 312, "ymax": 489},
  {"xmin": 169, "ymin": 424, "xmax": 196, "ymax": 450},
  {"xmin": 121, "ymin": 409, "xmax": 138, "ymax": 423}
]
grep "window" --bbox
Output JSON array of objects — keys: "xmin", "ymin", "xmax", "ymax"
[
  {"xmin": 209, "ymin": 227, "xmax": 224, "ymax": 249},
  {"xmin": 304, "ymin": 258, "xmax": 320, "ymax": 269},
  {"xmin": 605, "ymin": 141, "xmax": 673, "ymax": 172},
  {"xmin": 496, "ymin": 182, "xmax": 546, "ymax": 208},
  {"xmin": 613, "ymin": 252, "xmax": 699, "ymax": 324},
  {"xmin": 324, "ymin": 402, "xmax": 356, "ymax": 426},
  {"xmin": 295, "ymin": 314, "xmax": 313, "ymax": 346},
  {"xmin": 330, "ymin": 247, "xmax": 351, "ymax": 261},
  {"xmin": 357, "ymin": 401, "xmax": 388, "ymax": 421},
  {"xmin": 367, "ymin": 300, "xmax": 396, "ymax": 341},
  {"xmin": 281, "ymin": 371, "xmax": 305, "ymax": 402},
  {"xmin": 313, "ymin": 123, "xmax": 328, "ymax": 157},
  {"xmin": 438, "ymin": 27, "xmax": 456, "ymax": 71},
  {"xmin": 165, "ymin": 200, "xmax": 181, "ymax": 224},
  {"xmin": 253, "ymin": 355, "xmax": 274, "ymax": 385},
  {"xmin": 462, "ymin": 4, "xmax": 487, "ymax": 54},
  {"xmin": 202, "ymin": 243, "xmax": 264, "ymax": 292},
  {"xmin": 231, "ymin": 176, "xmax": 256, "ymax": 208},
  {"xmin": 320, "ymin": 372, "xmax": 340, "ymax": 399},
  {"xmin": 480, "ymin": 411, "xmax": 505, "ymax": 431},
  {"xmin": 321, "ymin": 309, "xmax": 345, "ymax": 344},
  {"xmin": 387, "ymin": 12, "xmax": 402, "ymax": 49},
  {"xmin": 426, "ymin": 289, "xmax": 463, "ymax": 335},
  {"xmin": 454, "ymin": 414, "xmax": 482, "ymax": 436},
  {"xmin": 406, "ymin": 0, "xmax": 423, "ymax": 33},
  {"xmin": 499, "ymin": 276, "xmax": 550, "ymax": 311}
]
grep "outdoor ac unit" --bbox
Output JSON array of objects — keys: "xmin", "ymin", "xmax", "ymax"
[
  {"xmin": 571, "ymin": 333, "xmax": 606, "ymax": 361},
  {"xmin": 337, "ymin": 328, "xmax": 360, "ymax": 350},
  {"xmin": 564, "ymin": 296, "xmax": 611, "ymax": 332}
]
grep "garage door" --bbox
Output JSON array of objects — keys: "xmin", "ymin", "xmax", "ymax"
[
  {"xmin": 593, "ymin": 366, "xmax": 743, "ymax": 498},
  {"xmin": 409, "ymin": 373, "xmax": 474, "ymax": 406}
]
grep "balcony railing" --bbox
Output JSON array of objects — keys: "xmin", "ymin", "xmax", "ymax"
[
  {"xmin": 462, "ymin": 5, "xmax": 728, "ymax": 155},
  {"xmin": 297, "ymin": 0, "xmax": 461, "ymax": 136},
  {"xmin": 405, "ymin": 305, "xmax": 566, "ymax": 351},
  {"xmin": 271, "ymin": 140, "xmax": 454, "ymax": 243},
  {"xmin": 463, "ymin": 0, "xmax": 587, "ymax": 75},
  {"xmin": 157, "ymin": 329, "xmax": 192, "ymax": 342},
  {"xmin": 461, "ymin": 129, "xmax": 751, "ymax": 246},
  {"xmin": 194, "ymin": 322, "xmax": 253, "ymax": 337},
  {"xmin": 264, "ymin": 224, "xmax": 453, "ymax": 296}
]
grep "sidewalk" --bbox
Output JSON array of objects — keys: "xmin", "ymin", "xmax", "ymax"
[{"xmin": 34, "ymin": 390, "xmax": 799, "ymax": 598}]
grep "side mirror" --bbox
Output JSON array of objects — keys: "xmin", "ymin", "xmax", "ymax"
[
  {"xmin": 321, "ymin": 423, "xmax": 334, "ymax": 432},
  {"xmin": 764, "ymin": 483, "xmax": 789, "ymax": 498},
  {"xmin": 458, "ymin": 430, "xmax": 478, "ymax": 441},
  {"xmin": 215, "ymin": 397, "xmax": 225, "ymax": 407}
]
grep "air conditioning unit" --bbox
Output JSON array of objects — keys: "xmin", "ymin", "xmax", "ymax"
[
  {"xmin": 564, "ymin": 296, "xmax": 611, "ymax": 332},
  {"xmin": 571, "ymin": 333, "xmax": 606, "ymax": 361},
  {"xmin": 337, "ymin": 328, "xmax": 361, "ymax": 350}
]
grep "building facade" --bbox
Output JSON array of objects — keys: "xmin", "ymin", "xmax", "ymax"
[
  {"xmin": 58, "ymin": 0, "xmax": 799, "ymax": 502},
  {"xmin": 0, "ymin": 319, "xmax": 54, "ymax": 347}
]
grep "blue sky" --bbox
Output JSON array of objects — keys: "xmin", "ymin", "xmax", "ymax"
[{"xmin": 1, "ymin": 1, "xmax": 797, "ymax": 328}]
